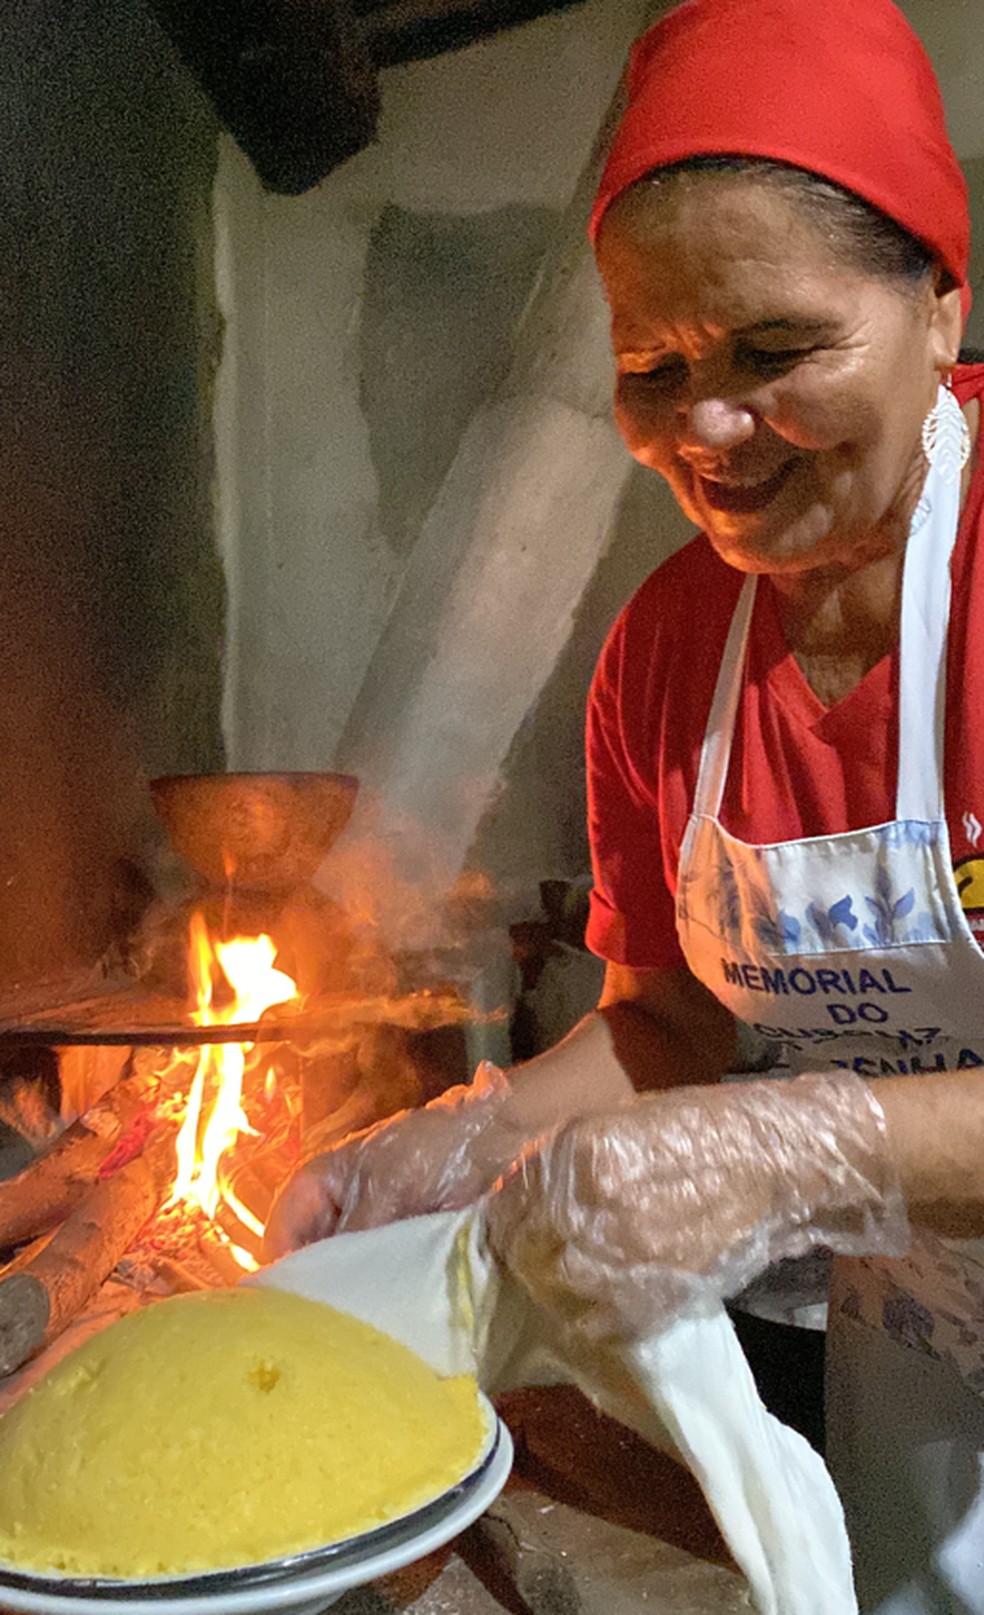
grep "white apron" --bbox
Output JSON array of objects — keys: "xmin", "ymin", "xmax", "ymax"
[
  {"xmin": 676, "ymin": 460, "xmax": 984, "ymax": 1077},
  {"xmin": 674, "ymin": 454, "xmax": 984, "ymax": 1613}
]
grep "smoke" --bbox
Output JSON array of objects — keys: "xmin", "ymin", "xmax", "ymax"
[{"xmin": 311, "ymin": 792, "xmax": 496, "ymax": 965}]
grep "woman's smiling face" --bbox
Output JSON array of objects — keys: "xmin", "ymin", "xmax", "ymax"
[{"xmin": 596, "ymin": 170, "xmax": 962, "ymax": 576}]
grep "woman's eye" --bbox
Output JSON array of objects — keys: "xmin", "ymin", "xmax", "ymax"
[{"xmin": 740, "ymin": 346, "xmax": 813, "ymax": 374}]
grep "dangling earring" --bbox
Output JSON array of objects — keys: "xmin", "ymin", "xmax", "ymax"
[{"xmin": 922, "ymin": 376, "xmax": 972, "ymax": 484}]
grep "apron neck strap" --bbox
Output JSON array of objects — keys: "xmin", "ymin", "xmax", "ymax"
[
  {"xmin": 690, "ymin": 455, "xmax": 962, "ymax": 826},
  {"xmin": 692, "ymin": 573, "xmax": 757, "ymax": 821},
  {"xmin": 896, "ymin": 463, "xmax": 961, "ymax": 821}
]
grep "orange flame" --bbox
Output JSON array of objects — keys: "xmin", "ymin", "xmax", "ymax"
[{"xmin": 165, "ymin": 914, "xmax": 298, "ymax": 1261}]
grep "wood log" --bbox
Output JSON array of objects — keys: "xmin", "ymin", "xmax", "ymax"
[
  {"xmin": 0, "ymin": 1069, "xmax": 158, "ymax": 1249},
  {"xmin": 0, "ymin": 1228, "xmax": 57, "ymax": 1278},
  {"xmin": 0, "ymin": 1126, "xmax": 176, "ymax": 1378},
  {"xmin": 197, "ymin": 1224, "xmax": 253, "ymax": 1288},
  {"xmin": 147, "ymin": 1255, "xmax": 210, "ymax": 1294}
]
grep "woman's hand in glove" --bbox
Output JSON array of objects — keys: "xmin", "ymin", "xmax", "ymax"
[
  {"xmin": 262, "ymin": 1007, "xmax": 642, "ymax": 1262},
  {"xmin": 485, "ymin": 1070, "xmax": 909, "ymax": 1343},
  {"xmin": 263, "ymin": 1062, "xmax": 526, "ymax": 1259}
]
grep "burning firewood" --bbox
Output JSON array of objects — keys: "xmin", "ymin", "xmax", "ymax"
[
  {"xmin": 195, "ymin": 1223, "xmax": 254, "ymax": 1288},
  {"xmin": 0, "ymin": 1124, "xmax": 176, "ymax": 1378},
  {"xmin": 0, "ymin": 1067, "xmax": 158, "ymax": 1250}
]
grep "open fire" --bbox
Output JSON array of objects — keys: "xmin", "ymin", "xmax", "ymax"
[
  {"xmin": 127, "ymin": 912, "xmax": 311, "ymax": 1282},
  {"xmin": 0, "ymin": 914, "xmax": 315, "ymax": 1380},
  {"xmin": 163, "ymin": 913, "xmax": 299, "ymax": 1267},
  {"xmin": 0, "ymin": 828, "xmax": 482, "ymax": 1380}
]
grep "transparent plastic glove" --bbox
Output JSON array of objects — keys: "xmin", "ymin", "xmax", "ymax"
[
  {"xmin": 263, "ymin": 1062, "xmax": 522, "ymax": 1259},
  {"xmin": 485, "ymin": 1070, "xmax": 909, "ymax": 1344}
]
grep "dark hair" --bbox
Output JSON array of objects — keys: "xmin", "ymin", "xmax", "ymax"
[{"xmin": 627, "ymin": 156, "xmax": 942, "ymax": 292}]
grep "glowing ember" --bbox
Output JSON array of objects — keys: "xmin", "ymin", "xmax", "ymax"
[{"xmin": 164, "ymin": 914, "xmax": 298, "ymax": 1259}]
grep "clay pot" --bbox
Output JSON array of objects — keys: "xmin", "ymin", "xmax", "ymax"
[{"xmin": 149, "ymin": 772, "xmax": 359, "ymax": 892}]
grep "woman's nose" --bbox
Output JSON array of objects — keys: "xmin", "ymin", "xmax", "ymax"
[{"xmin": 684, "ymin": 397, "xmax": 757, "ymax": 451}]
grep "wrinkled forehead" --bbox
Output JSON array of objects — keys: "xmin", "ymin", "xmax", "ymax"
[
  {"xmin": 595, "ymin": 173, "xmax": 925, "ymax": 360},
  {"xmin": 597, "ymin": 168, "xmax": 838, "ymax": 269},
  {"xmin": 596, "ymin": 172, "xmax": 858, "ymax": 317}
]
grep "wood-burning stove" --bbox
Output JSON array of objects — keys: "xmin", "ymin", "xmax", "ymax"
[{"xmin": 0, "ymin": 773, "xmax": 477, "ymax": 1379}]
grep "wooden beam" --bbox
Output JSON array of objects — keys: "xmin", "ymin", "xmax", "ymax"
[
  {"xmin": 359, "ymin": 0, "xmax": 589, "ymax": 68},
  {"xmin": 142, "ymin": 0, "xmax": 380, "ymax": 195},
  {"xmin": 143, "ymin": 0, "xmax": 596, "ymax": 193}
]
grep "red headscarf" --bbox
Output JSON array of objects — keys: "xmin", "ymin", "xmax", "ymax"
[{"xmin": 589, "ymin": 0, "xmax": 969, "ymax": 303}]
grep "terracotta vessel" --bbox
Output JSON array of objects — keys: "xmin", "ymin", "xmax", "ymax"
[{"xmin": 149, "ymin": 772, "xmax": 359, "ymax": 892}]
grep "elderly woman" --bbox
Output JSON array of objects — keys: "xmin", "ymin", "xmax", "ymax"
[
  {"xmin": 269, "ymin": 0, "xmax": 984, "ymax": 1572},
  {"xmin": 270, "ymin": 0, "xmax": 984, "ymax": 1234}
]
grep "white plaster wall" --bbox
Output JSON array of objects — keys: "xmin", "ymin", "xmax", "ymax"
[
  {"xmin": 215, "ymin": 164, "xmax": 389, "ymax": 765},
  {"xmin": 900, "ymin": 0, "xmax": 984, "ymax": 162},
  {"xmin": 215, "ymin": 0, "xmax": 648, "ymax": 773}
]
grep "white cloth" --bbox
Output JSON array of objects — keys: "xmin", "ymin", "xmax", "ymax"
[{"xmin": 259, "ymin": 1209, "xmax": 858, "ymax": 1615}]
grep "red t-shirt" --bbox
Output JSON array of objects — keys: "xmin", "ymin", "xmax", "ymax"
[{"xmin": 586, "ymin": 364, "xmax": 984, "ymax": 970}]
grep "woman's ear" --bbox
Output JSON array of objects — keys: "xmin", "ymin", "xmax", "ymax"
[{"xmin": 929, "ymin": 281, "xmax": 965, "ymax": 372}]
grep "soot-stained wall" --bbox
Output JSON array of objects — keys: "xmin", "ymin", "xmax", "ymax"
[
  {"xmin": 360, "ymin": 203, "xmax": 556, "ymax": 557},
  {"xmin": 0, "ymin": 0, "xmax": 225, "ymax": 1001}
]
